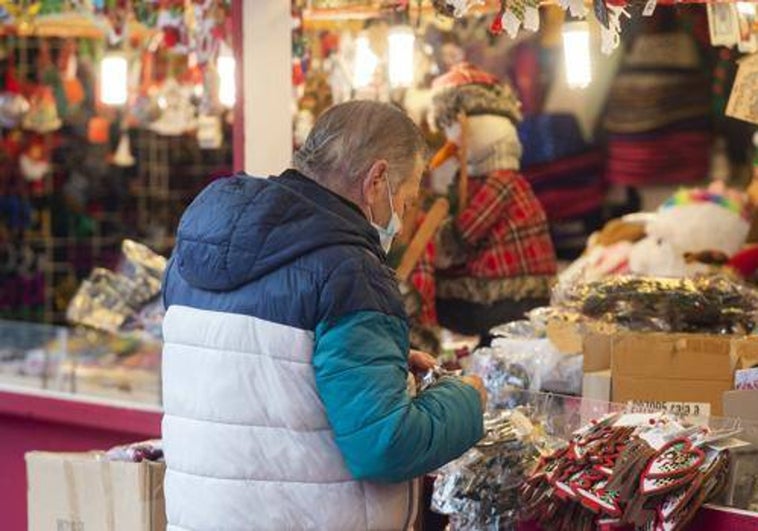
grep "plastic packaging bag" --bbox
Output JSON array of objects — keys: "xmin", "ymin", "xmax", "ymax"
[
  {"xmin": 468, "ymin": 339, "xmax": 583, "ymax": 405},
  {"xmin": 432, "ymin": 409, "xmax": 551, "ymax": 531},
  {"xmin": 67, "ymin": 240, "xmax": 167, "ymax": 336},
  {"xmin": 554, "ymin": 275, "xmax": 758, "ymax": 334}
]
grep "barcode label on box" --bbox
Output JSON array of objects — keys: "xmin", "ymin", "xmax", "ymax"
[{"xmin": 626, "ymin": 401, "xmax": 711, "ymax": 418}]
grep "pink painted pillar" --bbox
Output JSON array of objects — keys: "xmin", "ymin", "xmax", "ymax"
[{"xmin": 232, "ymin": 0, "xmax": 244, "ymax": 172}]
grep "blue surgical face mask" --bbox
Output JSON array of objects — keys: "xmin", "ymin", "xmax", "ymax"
[{"xmin": 370, "ymin": 175, "xmax": 403, "ymax": 254}]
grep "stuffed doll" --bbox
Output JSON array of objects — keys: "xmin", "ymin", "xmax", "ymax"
[{"xmin": 425, "ymin": 62, "xmax": 557, "ymax": 336}]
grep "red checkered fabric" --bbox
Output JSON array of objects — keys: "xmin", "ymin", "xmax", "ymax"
[
  {"xmin": 409, "ymin": 241, "xmax": 438, "ymax": 326},
  {"xmin": 454, "ymin": 170, "xmax": 557, "ymax": 278}
]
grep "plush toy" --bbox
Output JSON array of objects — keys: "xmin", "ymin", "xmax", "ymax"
[
  {"xmin": 422, "ymin": 62, "xmax": 557, "ymax": 336},
  {"xmin": 628, "ymin": 182, "xmax": 751, "ymax": 277},
  {"xmin": 558, "ymin": 183, "xmax": 753, "ymax": 286}
]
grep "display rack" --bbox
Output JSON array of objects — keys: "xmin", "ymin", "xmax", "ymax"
[
  {"xmin": 133, "ymin": 128, "xmax": 234, "ymax": 254},
  {"xmin": 1, "ymin": 31, "xmax": 233, "ymax": 323}
]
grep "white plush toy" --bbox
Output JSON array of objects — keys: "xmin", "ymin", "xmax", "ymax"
[{"xmin": 628, "ymin": 182, "xmax": 751, "ymax": 277}]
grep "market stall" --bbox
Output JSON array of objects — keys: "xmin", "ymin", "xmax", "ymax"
[
  {"xmin": 2, "ymin": 0, "xmax": 758, "ymax": 530},
  {"xmin": 287, "ymin": 1, "xmax": 758, "ymax": 529}
]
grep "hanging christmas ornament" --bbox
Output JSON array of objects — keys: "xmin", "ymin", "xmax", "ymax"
[
  {"xmin": 113, "ymin": 130, "xmax": 136, "ymax": 166},
  {"xmin": 87, "ymin": 115, "xmax": 110, "ymax": 144},
  {"xmin": 0, "ymin": 93, "xmax": 30, "ymax": 129},
  {"xmin": 726, "ymin": 52, "xmax": 758, "ymax": 126},
  {"xmin": 523, "ymin": 1, "xmax": 540, "ymax": 32},
  {"xmin": 4, "ymin": 50, "xmax": 21, "ymax": 94},
  {"xmin": 557, "ymin": 0, "xmax": 587, "ymax": 19},
  {"xmin": 432, "ymin": 0, "xmax": 484, "ymax": 18},
  {"xmin": 196, "ymin": 114, "xmax": 222, "ymax": 150},
  {"xmin": 149, "ymin": 78, "xmax": 197, "ymax": 136},
  {"xmin": 22, "ymin": 86, "xmax": 62, "ymax": 133},
  {"xmin": 737, "ymin": 1, "xmax": 757, "ymax": 53},
  {"xmin": 130, "ymin": 89, "xmax": 161, "ymax": 127},
  {"xmin": 293, "ymin": 108, "xmax": 315, "ymax": 149},
  {"xmin": 59, "ymin": 39, "xmax": 86, "ymax": 114},
  {"xmin": 157, "ymin": 6, "xmax": 188, "ymax": 53},
  {"xmin": 490, "ymin": 8, "xmax": 505, "ymax": 35},
  {"xmin": 708, "ymin": 3, "xmax": 740, "ymax": 47},
  {"xmin": 601, "ymin": 4, "xmax": 630, "ymax": 55},
  {"xmin": 19, "ymin": 142, "xmax": 50, "ymax": 189},
  {"xmin": 502, "ymin": 9, "xmax": 521, "ymax": 39},
  {"xmin": 594, "ymin": 0, "xmax": 610, "ymax": 29}
]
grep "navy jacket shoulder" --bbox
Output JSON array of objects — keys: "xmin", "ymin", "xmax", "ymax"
[{"xmin": 162, "ymin": 170, "xmax": 406, "ymax": 330}]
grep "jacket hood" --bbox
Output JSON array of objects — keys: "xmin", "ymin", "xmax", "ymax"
[{"xmin": 172, "ymin": 170, "xmax": 384, "ymax": 291}]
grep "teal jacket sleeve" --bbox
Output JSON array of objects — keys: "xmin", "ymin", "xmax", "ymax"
[{"xmin": 313, "ymin": 310, "xmax": 484, "ymax": 483}]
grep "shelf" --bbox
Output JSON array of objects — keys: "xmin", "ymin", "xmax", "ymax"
[{"xmin": 0, "ymin": 14, "xmax": 156, "ymax": 40}]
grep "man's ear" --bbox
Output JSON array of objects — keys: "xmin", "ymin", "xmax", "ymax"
[{"xmin": 361, "ymin": 159, "xmax": 389, "ymax": 205}]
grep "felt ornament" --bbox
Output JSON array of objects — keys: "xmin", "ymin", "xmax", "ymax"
[
  {"xmin": 38, "ymin": 40, "xmax": 68, "ymax": 119},
  {"xmin": 601, "ymin": 4, "xmax": 631, "ymax": 55},
  {"xmin": 87, "ymin": 116, "xmax": 110, "ymax": 144},
  {"xmin": 196, "ymin": 114, "xmax": 222, "ymax": 149},
  {"xmin": 432, "ymin": 0, "xmax": 484, "ymax": 18},
  {"xmin": 19, "ymin": 141, "xmax": 51, "ymax": 190},
  {"xmin": 0, "ymin": 93, "xmax": 30, "ymax": 129},
  {"xmin": 489, "ymin": 9, "xmax": 504, "ymax": 35},
  {"xmin": 0, "ymin": 52, "xmax": 29, "ymax": 128},
  {"xmin": 3, "ymin": 52, "xmax": 21, "ymax": 94},
  {"xmin": 149, "ymin": 78, "xmax": 197, "ymax": 135},
  {"xmin": 113, "ymin": 130, "xmax": 136, "ymax": 166},
  {"xmin": 59, "ymin": 39, "xmax": 85, "ymax": 109},
  {"xmin": 22, "ymin": 86, "xmax": 62, "ymax": 133}
]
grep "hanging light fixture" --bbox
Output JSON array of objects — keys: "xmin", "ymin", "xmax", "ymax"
[
  {"xmin": 99, "ymin": 53, "xmax": 128, "ymax": 105},
  {"xmin": 353, "ymin": 32, "xmax": 379, "ymax": 89},
  {"xmin": 388, "ymin": 25, "xmax": 415, "ymax": 88},
  {"xmin": 217, "ymin": 43, "xmax": 236, "ymax": 108},
  {"xmin": 562, "ymin": 21, "xmax": 592, "ymax": 89}
]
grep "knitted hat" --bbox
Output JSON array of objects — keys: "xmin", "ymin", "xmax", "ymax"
[{"xmin": 431, "ymin": 62, "xmax": 522, "ymax": 129}]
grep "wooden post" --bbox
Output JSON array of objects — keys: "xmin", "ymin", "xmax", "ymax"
[{"xmin": 396, "ymin": 197, "xmax": 449, "ymax": 283}]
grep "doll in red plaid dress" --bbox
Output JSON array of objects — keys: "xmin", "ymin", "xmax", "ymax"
[{"xmin": 422, "ymin": 62, "xmax": 557, "ymax": 336}]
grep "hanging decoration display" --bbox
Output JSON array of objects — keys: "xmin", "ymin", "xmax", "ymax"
[
  {"xmin": 0, "ymin": 0, "xmax": 235, "ymax": 324},
  {"xmin": 424, "ymin": 0, "xmax": 757, "ymax": 56},
  {"xmin": 708, "ymin": 2, "xmax": 757, "ymax": 53}
]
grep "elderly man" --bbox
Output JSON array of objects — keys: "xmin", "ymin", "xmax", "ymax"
[{"xmin": 161, "ymin": 101, "xmax": 486, "ymax": 530}]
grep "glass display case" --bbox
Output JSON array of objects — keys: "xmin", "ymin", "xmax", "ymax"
[{"xmin": 0, "ymin": 319, "xmax": 161, "ymax": 406}]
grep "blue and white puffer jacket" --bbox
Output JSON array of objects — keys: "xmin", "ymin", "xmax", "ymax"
[{"xmin": 161, "ymin": 170, "xmax": 484, "ymax": 530}]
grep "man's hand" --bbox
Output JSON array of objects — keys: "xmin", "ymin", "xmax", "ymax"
[
  {"xmin": 408, "ymin": 349, "xmax": 437, "ymax": 374},
  {"xmin": 460, "ymin": 375, "xmax": 487, "ymax": 411}
]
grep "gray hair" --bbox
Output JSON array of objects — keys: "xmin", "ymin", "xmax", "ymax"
[{"xmin": 293, "ymin": 101, "xmax": 427, "ymax": 194}]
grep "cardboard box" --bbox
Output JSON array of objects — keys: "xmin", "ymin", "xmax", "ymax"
[
  {"xmin": 610, "ymin": 333, "xmax": 758, "ymax": 416},
  {"xmin": 582, "ymin": 330, "xmax": 613, "ymax": 372},
  {"xmin": 546, "ymin": 317, "xmax": 614, "ymax": 372},
  {"xmin": 546, "ymin": 318, "xmax": 583, "ymax": 354},
  {"xmin": 723, "ymin": 390, "xmax": 758, "ymax": 422},
  {"xmin": 582, "ymin": 370, "xmax": 612, "ymax": 403},
  {"xmin": 26, "ymin": 452, "xmax": 166, "ymax": 531}
]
